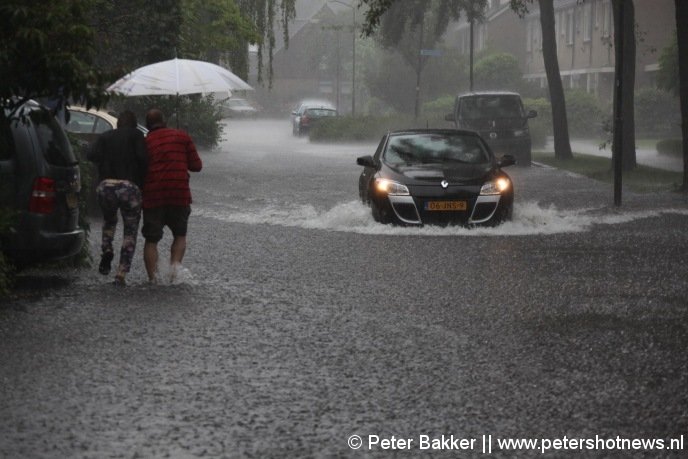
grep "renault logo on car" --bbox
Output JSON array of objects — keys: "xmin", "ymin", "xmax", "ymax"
[{"xmin": 441, "ymin": 180, "xmax": 449, "ymax": 189}]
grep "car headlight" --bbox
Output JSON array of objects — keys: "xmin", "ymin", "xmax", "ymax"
[
  {"xmin": 375, "ymin": 178, "xmax": 410, "ymax": 196},
  {"xmin": 480, "ymin": 177, "xmax": 510, "ymax": 195},
  {"xmin": 513, "ymin": 128, "xmax": 528, "ymax": 137}
]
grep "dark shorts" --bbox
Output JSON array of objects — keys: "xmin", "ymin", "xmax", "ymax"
[{"xmin": 142, "ymin": 206, "xmax": 191, "ymax": 242}]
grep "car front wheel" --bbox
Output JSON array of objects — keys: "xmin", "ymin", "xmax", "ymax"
[{"xmin": 371, "ymin": 200, "xmax": 392, "ymax": 224}]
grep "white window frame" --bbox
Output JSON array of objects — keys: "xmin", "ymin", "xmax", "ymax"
[
  {"xmin": 583, "ymin": 3, "xmax": 592, "ymax": 42},
  {"xmin": 602, "ymin": 0, "xmax": 612, "ymax": 38},
  {"xmin": 526, "ymin": 20, "xmax": 533, "ymax": 52},
  {"xmin": 566, "ymin": 9, "xmax": 574, "ymax": 45}
]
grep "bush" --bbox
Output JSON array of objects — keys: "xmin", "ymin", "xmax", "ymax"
[
  {"xmin": 422, "ymin": 96, "xmax": 455, "ymax": 116},
  {"xmin": 523, "ymin": 98, "xmax": 552, "ymax": 148},
  {"xmin": 564, "ymin": 89, "xmax": 606, "ymax": 138},
  {"xmin": 309, "ymin": 115, "xmax": 427, "ymax": 142},
  {"xmin": 656, "ymin": 138, "xmax": 682, "ymax": 156},
  {"xmin": 110, "ymin": 94, "xmax": 224, "ymax": 149},
  {"xmin": 635, "ymin": 87, "xmax": 681, "ymax": 137},
  {"xmin": 474, "ymin": 52, "xmax": 523, "ymax": 92}
]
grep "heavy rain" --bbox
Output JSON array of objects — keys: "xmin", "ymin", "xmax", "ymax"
[{"xmin": 1, "ymin": 0, "xmax": 687, "ymax": 457}]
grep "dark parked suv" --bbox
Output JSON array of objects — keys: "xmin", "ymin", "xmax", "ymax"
[
  {"xmin": 0, "ymin": 101, "xmax": 84, "ymax": 265},
  {"xmin": 445, "ymin": 91, "xmax": 537, "ymax": 166}
]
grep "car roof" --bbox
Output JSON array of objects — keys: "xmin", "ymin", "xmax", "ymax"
[
  {"xmin": 4, "ymin": 99, "xmax": 44, "ymax": 117},
  {"xmin": 68, "ymin": 106, "xmax": 149, "ymax": 134},
  {"xmin": 387, "ymin": 128, "xmax": 483, "ymax": 137},
  {"xmin": 457, "ymin": 91, "xmax": 522, "ymax": 98},
  {"xmin": 297, "ymin": 99, "xmax": 335, "ymax": 108},
  {"xmin": 69, "ymin": 105, "xmax": 119, "ymax": 124}
]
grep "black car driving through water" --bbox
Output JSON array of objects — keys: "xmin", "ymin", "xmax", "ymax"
[{"xmin": 357, "ymin": 129, "xmax": 515, "ymax": 226}]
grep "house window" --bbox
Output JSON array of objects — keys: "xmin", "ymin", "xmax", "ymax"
[
  {"xmin": 583, "ymin": 3, "xmax": 592, "ymax": 42},
  {"xmin": 602, "ymin": 0, "xmax": 612, "ymax": 38},
  {"xmin": 566, "ymin": 9, "xmax": 574, "ymax": 45},
  {"xmin": 526, "ymin": 20, "xmax": 533, "ymax": 52}
]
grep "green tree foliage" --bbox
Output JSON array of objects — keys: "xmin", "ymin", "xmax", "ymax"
[
  {"xmin": 236, "ymin": 0, "xmax": 296, "ymax": 85},
  {"xmin": 91, "ymin": 0, "xmax": 295, "ymax": 85},
  {"xmin": 359, "ymin": 0, "xmax": 485, "ymax": 37},
  {"xmin": 359, "ymin": 0, "xmax": 485, "ymax": 117},
  {"xmin": 0, "ymin": 0, "xmax": 109, "ymax": 112},
  {"xmin": 473, "ymin": 52, "xmax": 522, "ymax": 91},
  {"xmin": 180, "ymin": 0, "xmax": 260, "ymax": 76},
  {"xmin": 635, "ymin": 87, "xmax": 681, "ymax": 136},
  {"xmin": 89, "ymin": 0, "xmax": 183, "ymax": 74},
  {"xmin": 370, "ymin": 0, "xmax": 483, "ymax": 67}
]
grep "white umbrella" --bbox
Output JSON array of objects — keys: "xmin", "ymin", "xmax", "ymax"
[{"xmin": 107, "ymin": 58, "xmax": 253, "ymax": 96}]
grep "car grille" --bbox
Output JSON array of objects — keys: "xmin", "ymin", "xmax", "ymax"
[
  {"xmin": 388, "ymin": 193, "xmax": 501, "ymax": 226},
  {"xmin": 471, "ymin": 202, "xmax": 498, "ymax": 222}
]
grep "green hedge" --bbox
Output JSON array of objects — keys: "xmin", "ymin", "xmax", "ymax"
[
  {"xmin": 422, "ymin": 96, "xmax": 455, "ymax": 116},
  {"xmin": 635, "ymin": 88, "xmax": 681, "ymax": 136},
  {"xmin": 656, "ymin": 138, "xmax": 683, "ymax": 156},
  {"xmin": 309, "ymin": 115, "xmax": 436, "ymax": 142},
  {"xmin": 523, "ymin": 98, "xmax": 551, "ymax": 148},
  {"xmin": 564, "ymin": 89, "xmax": 606, "ymax": 137}
]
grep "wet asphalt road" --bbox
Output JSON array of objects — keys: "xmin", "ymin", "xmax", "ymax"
[{"xmin": 1, "ymin": 119, "xmax": 688, "ymax": 458}]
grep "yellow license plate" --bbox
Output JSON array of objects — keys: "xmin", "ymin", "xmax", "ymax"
[
  {"xmin": 425, "ymin": 200, "xmax": 467, "ymax": 211},
  {"xmin": 66, "ymin": 193, "xmax": 78, "ymax": 209}
]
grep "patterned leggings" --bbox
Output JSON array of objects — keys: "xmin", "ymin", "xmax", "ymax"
[{"xmin": 96, "ymin": 179, "xmax": 142, "ymax": 275}]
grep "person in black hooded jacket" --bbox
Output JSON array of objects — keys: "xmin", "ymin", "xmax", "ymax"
[{"xmin": 87, "ymin": 110, "xmax": 147, "ymax": 286}]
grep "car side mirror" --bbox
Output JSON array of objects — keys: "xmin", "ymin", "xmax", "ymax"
[
  {"xmin": 498, "ymin": 154, "xmax": 516, "ymax": 167},
  {"xmin": 444, "ymin": 113, "xmax": 455, "ymax": 122},
  {"xmin": 527, "ymin": 110, "xmax": 537, "ymax": 119},
  {"xmin": 356, "ymin": 155, "xmax": 377, "ymax": 168},
  {"xmin": 291, "ymin": 111, "xmax": 298, "ymax": 116}
]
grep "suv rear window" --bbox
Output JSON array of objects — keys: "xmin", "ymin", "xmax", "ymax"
[
  {"xmin": 30, "ymin": 109, "xmax": 77, "ymax": 166},
  {"xmin": 305, "ymin": 108, "xmax": 337, "ymax": 117},
  {"xmin": 460, "ymin": 95, "xmax": 524, "ymax": 120}
]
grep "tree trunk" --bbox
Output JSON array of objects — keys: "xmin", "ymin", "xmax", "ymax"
[
  {"xmin": 538, "ymin": 0, "xmax": 572, "ymax": 160},
  {"xmin": 612, "ymin": 0, "xmax": 637, "ymax": 170},
  {"xmin": 676, "ymin": 0, "xmax": 688, "ymax": 191}
]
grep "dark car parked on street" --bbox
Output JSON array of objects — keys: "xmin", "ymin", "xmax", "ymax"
[
  {"xmin": 0, "ymin": 101, "xmax": 84, "ymax": 265},
  {"xmin": 291, "ymin": 99, "xmax": 336, "ymax": 136},
  {"xmin": 357, "ymin": 129, "xmax": 515, "ymax": 226},
  {"xmin": 294, "ymin": 107, "xmax": 337, "ymax": 136},
  {"xmin": 65, "ymin": 106, "xmax": 148, "ymax": 144},
  {"xmin": 445, "ymin": 91, "xmax": 536, "ymax": 166}
]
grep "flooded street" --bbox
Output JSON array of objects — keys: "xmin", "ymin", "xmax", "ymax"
[{"xmin": 1, "ymin": 119, "xmax": 687, "ymax": 457}]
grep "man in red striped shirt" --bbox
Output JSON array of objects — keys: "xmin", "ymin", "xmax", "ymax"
[{"xmin": 142, "ymin": 108, "xmax": 203, "ymax": 283}]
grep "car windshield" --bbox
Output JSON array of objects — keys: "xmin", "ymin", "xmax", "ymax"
[
  {"xmin": 460, "ymin": 95, "xmax": 524, "ymax": 120},
  {"xmin": 383, "ymin": 133, "xmax": 490, "ymax": 166}
]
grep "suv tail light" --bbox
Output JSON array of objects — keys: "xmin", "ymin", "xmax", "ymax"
[
  {"xmin": 301, "ymin": 115, "xmax": 309, "ymax": 125},
  {"xmin": 29, "ymin": 177, "xmax": 56, "ymax": 214}
]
